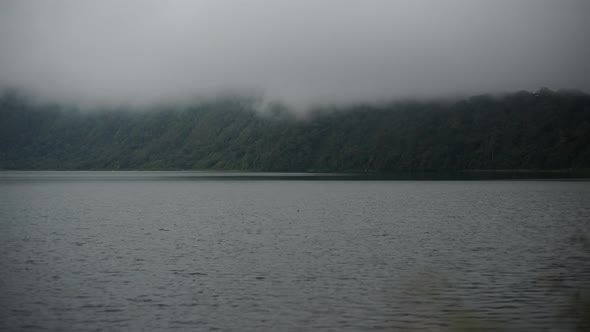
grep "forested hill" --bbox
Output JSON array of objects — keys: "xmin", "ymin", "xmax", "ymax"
[{"xmin": 1, "ymin": 89, "xmax": 589, "ymax": 172}]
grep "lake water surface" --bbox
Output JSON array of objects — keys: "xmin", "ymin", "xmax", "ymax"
[{"xmin": 1, "ymin": 172, "xmax": 589, "ymax": 331}]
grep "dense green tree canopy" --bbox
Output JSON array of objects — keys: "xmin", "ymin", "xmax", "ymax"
[{"xmin": 1, "ymin": 89, "xmax": 589, "ymax": 172}]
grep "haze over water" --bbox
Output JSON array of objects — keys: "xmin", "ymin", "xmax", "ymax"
[
  {"xmin": 2, "ymin": 1, "xmax": 589, "ymax": 330},
  {"xmin": 1, "ymin": 172, "xmax": 589, "ymax": 331}
]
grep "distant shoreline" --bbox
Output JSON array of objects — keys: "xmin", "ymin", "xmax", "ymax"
[
  {"xmin": 0, "ymin": 168, "xmax": 588, "ymax": 173},
  {"xmin": 2, "ymin": 169, "xmax": 589, "ymax": 181},
  {"xmin": 3, "ymin": 90, "xmax": 589, "ymax": 173}
]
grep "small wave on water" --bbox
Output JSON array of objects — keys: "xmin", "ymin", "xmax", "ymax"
[{"xmin": 0, "ymin": 172, "xmax": 589, "ymax": 331}]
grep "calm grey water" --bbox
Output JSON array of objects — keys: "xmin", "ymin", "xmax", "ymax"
[{"xmin": 1, "ymin": 171, "xmax": 589, "ymax": 331}]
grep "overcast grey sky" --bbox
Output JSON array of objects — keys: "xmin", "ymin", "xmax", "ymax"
[{"xmin": 0, "ymin": 0, "xmax": 589, "ymax": 107}]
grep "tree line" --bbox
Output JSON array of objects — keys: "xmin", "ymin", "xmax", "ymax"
[{"xmin": 1, "ymin": 89, "xmax": 589, "ymax": 172}]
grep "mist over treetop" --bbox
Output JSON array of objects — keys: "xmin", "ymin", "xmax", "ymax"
[
  {"xmin": 2, "ymin": 89, "xmax": 589, "ymax": 172},
  {"xmin": 0, "ymin": 0, "xmax": 589, "ymax": 108}
]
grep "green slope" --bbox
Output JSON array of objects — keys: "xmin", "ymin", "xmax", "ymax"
[{"xmin": 1, "ymin": 89, "xmax": 589, "ymax": 172}]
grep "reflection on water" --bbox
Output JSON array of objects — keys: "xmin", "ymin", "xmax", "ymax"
[{"xmin": 0, "ymin": 172, "xmax": 589, "ymax": 331}]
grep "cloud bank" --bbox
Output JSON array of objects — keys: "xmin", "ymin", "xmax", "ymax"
[{"xmin": 1, "ymin": 0, "xmax": 589, "ymax": 107}]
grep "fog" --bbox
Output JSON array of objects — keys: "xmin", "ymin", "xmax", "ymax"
[{"xmin": 1, "ymin": 0, "xmax": 589, "ymax": 108}]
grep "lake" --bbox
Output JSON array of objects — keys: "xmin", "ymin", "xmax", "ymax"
[{"xmin": 1, "ymin": 171, "xmax": 589, "ymax": 331}]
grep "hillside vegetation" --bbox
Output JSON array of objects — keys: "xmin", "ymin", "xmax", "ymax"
[{"xmin": 1, "ymin": 89, "xmax": 589, "ymax": 172}]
